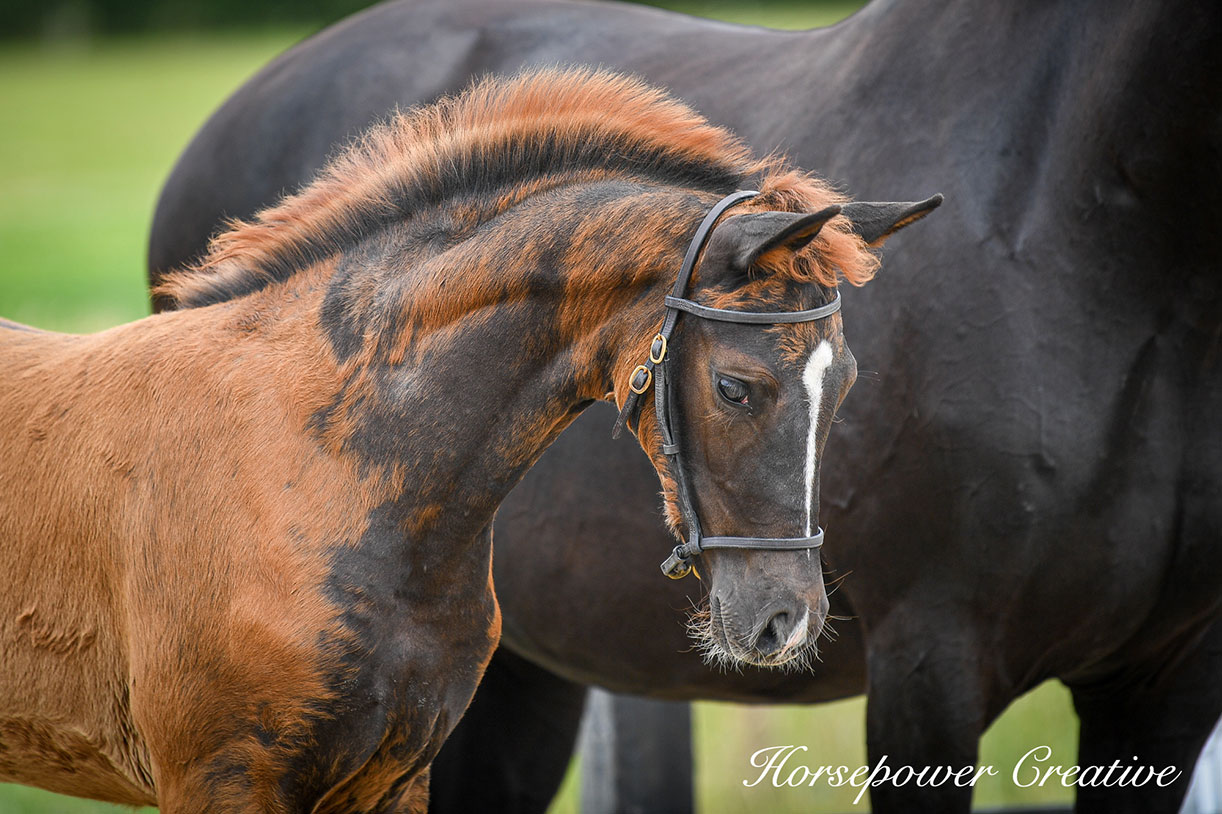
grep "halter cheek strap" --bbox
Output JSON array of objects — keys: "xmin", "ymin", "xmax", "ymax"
[{"xmin": 611, "ymin": 190, "xmax": 840, "ymax": 579}]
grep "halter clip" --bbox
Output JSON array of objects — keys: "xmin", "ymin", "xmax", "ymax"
[{"xmin": 661, "ymin": 545, "xmax": 695, "ymax": 579}]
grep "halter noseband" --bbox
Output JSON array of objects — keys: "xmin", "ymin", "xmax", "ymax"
[{"xmin": 612, "ymin": 190, "xmax": 842, "ymax": 579}]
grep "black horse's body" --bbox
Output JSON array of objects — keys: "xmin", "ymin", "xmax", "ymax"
[{"xmin": 149, "ymin": 1, "xmax": 1222, "ymax": 811}]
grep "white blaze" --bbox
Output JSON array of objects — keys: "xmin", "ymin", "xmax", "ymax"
[{"xmin": 802, "ymin": 341, "xmax": 835, "ymax": 537}]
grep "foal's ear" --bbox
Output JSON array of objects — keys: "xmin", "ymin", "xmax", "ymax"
[
  {"xmin": 705, "ymin": 205, "xmax": 843, "ymax": 281},
  {"xmin": 839, "ymin": 194, "xmax": 943, "ymax": 247}
]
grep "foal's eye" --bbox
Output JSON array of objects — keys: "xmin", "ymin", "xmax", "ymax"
[{"xmin": 716, "ymin": 376, "xmax": 750, "ymax": 406}]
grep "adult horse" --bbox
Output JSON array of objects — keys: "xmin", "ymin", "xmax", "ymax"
[
  {"xmin": 0, "ymin": 69, "xmax": 935, "ymax": 810},
  {"xmin": 148, "ymin": 1, "xmax": 1222, "ymax": 811}
]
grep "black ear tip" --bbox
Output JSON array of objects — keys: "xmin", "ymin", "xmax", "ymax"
[
  {"xmin": 798, "ymin": 203, "xmax": 842, "ymax": 228},
  {"xmin": 839, "ymin": 194, "xmax": 945, "ymax": 246}
]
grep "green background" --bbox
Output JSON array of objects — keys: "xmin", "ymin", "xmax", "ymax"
[{"xmin": 0, "ymin": 3, "xmax": 1078, "ymax": 811}]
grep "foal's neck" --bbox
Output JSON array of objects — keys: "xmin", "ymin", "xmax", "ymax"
[{"xmin": 287, "ymin": 183, "xmax": 688, "ymax": 543}]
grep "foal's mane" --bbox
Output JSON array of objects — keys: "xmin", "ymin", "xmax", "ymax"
[{"xmin": 157, "ymin": 69, "xmax": 877, "ymax": 309}]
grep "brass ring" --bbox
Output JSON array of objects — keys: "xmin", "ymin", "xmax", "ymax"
[
  {"xmin": 648, "ymin": 333, "xmax": 668, "ymax": 364},
  {"xmin": 628, "ymin": 364, "xmax": 652, "ymax": 394}
]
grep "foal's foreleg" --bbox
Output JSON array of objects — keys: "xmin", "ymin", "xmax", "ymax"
[
  {"xmin": 153, "ymin": 760, "xmax": 432, "ymax": 814},
  {"xmin": 388, "ymin": 767, "xmax": 429, "ymax": 814},
  {"xmin": 428, "ymin": 648, "xmax": 587, "ymax": 814}
]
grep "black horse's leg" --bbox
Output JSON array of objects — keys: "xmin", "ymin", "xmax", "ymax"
[
  {"xmin": 1069, "ymin": 619, "xmax": 1222, "ymax": 814},
  {"xmin": 862, "ymin": 617, "xmax": 993, "ymax": 814},
  {"xmin": 579, "ymin": 690, "xmax": 693, "ymax": 814},
  {"xmin": 427, "ymin": 648, "xmax": 587, "ymax": 814}
]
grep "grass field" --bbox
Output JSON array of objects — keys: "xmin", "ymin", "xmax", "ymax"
[{"xmin": 0, "ymin": 4, "xmax": 1078, "ymax": 811}]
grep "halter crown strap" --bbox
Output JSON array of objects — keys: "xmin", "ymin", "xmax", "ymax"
[{"xmin": 609, "ymin": 190, "xmax": 839, "ymax": 579}]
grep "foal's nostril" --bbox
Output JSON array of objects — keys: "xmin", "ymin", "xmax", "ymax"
[{"xmin": 753, "ymin": 611, "xmax": 792, "ymax": 657}]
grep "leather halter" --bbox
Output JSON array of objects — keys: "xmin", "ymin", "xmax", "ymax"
[{"xmin": 612, "ymin": 191, "xmax": 841, "ymax": 579}]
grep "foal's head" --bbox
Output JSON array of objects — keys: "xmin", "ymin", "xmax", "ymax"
[{"xmin": 617, "ymin": 185, "xmax": 940, "ymax": 670}]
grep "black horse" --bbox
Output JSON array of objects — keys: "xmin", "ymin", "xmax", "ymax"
[{"xmin": 149, "ymin": 1, "xmax": 1222, "ymax": 811}]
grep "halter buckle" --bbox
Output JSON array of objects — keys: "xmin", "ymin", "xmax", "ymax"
[
  {"xmin": 649, "ymin": 333, "xmax": 668, "ymax": 364},
  {"xmin": 660, "ymin": 544, "xmax": 693, "ymax": 579},
  {"xmin": 628, "ymin": 364, "xmax": 652, "ymax": 394}
]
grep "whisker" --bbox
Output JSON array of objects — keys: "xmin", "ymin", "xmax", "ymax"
[
  {"xmin": 825, "ymin": 569, "xmax": 853, "ymax": 593},
  {"xmin": 684, "ymin": 595, "xmax": 828, "ymax": 675},
  {"xmin": 819, "ymin": 619, "xmax": 839, "ymax": 643}
]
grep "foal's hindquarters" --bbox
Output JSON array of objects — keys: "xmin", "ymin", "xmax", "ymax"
[{"xmin": 0, "ymin": 308, "xmax": 497, "ymax": 812}]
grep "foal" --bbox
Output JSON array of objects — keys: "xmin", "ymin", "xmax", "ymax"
[{"xmin": 1, "ymin": 70, "xmax": 886, "ymax": 810}]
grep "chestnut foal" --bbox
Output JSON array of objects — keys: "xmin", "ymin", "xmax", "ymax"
[{"xmin": 0, "ymin": 69, "xmax": 923, "ymax": 811}]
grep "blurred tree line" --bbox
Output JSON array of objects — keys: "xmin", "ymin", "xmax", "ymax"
[{"xmin": 6, "ymin": 0, "xmax": 849, "ymax": 40}]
